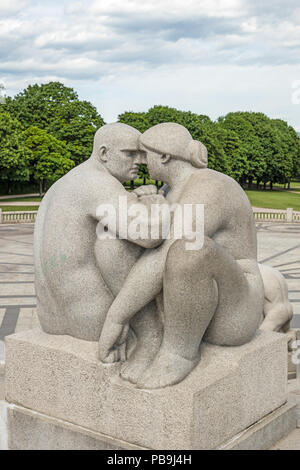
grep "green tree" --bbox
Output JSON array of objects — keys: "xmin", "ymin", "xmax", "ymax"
[
  {"xmin": 118, "ymin": 111, "xmax": 151, "ymax": 133},
  {"xmin": 5, "ymin": 82, "xmax": 105, "ymax": 164},
  {"xmin": 0, "ymin": 112, "xmax": 31, "ymax": 193},
  {"xmin": 23, "ymin": 126, "xmax": 74, "ymax": 194},
  {"xmin": 271, "ymin": 119, "xmax": 300, "ymax": 187},
  {"xmin": 119, "ymin": 105, "xmax": 230, "ymax": 177},
  {"xmin": 219, "ymin": 112, "xmax": 266, "ymax": 187},
  {"xmin": 47, "ymin": 99, "xmax": 105, "ymax": 164}
]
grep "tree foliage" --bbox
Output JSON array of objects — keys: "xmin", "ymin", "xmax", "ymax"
[
  {"xmin": 120, "ymin": 106, "xmax": 300, "ymax": 187},
  {"xmin": 4, "ymin": 82, "xmax": 105, "ymax": 164},
  {"xmin": 1, "ymin": 82, "xmax": 299, "ymax": 194},
  {"xmin": 0, "ymin": 112, "xmax": 31, "ymax": 190},
  {"xmin": 23, "ymin": 126, "xmax": 74, "ymax": 192}
]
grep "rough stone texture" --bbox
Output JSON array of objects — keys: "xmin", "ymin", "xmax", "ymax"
[
  {"xmin": 5, "ymin": 398, "xmax": 298, "ymax": 451},
  {"xmin": 0, "ymin": 361, "xmax": 4, "ymax": 401},
  {"xmin": 271, "ymin": 429, "xmax": 300, "ymax": 450},
  {"xmin": 259, "ymin": 263, "xmax": 294, "ymax": 339},
  {"xmin": 288, "ymin": 379, "xmax": 300, "ymax": 427},
  {"xmin": 0, "ymin": 400, "xmax": 7, "ymax": 450},
  {"xmin": 6, "ymin": 404, "xmax": 144, "ymax": 450},
  {"xmin": 100, "ymin": 123, "xmax": 266, "ymax": 389},
  {"xmin": 5, "ymin": 328, "xmax": 287, "ymax": 450},
  {"xmin": 34, "ymin": 123, "xmax": 164, "ymax": 342},
  {"xmin": 220, "ymin": 396, "xmax": 298, "ymax": 450}
]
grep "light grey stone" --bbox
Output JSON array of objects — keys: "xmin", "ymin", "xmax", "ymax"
[
  {"xmin": 34, "ymin": 123, "xmax": 165, "ymax": 378},
  {"xmin": 220, "ymin": 396, "xmax": 298, "ymax": 450},
  {"xmin": 5, "ymin": 328, "xmax": 287, "ymax": 450},
  {"xmin": 0, "ymin": 400, "xmax": 8, "ymax": 450},
  {"xmin": 259, "ymin": 263, "xmax": 294, "ymax": 345},
  {"xmin": 288, "ymin": 379, "xmax": 300, "ymax": 427},
  {"xmin": 0, "ymin": 360, "xmax": 4, "ymax": 401},
  {"xmin": 99, "ymin": 122, "xmax": 265, "ymax": 389},
  {"xmin": 271, "ymin": 428, "xmax": 300, "ymax": 450},
  {"xmin": 7, "ymin": 398, "xmax": 297, "ymax": 451},
  {"xmin": 6, "ymin": 404, "xmax": 144, "ymax": 450}
]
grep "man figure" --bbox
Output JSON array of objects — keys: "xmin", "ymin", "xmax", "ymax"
[
  {"xmin": 34, "ymin": 123, "xmax": 164, "ymax": 367},
  {"xmin": 99, "ymin": 122, "xmax": 265, "ymax": 389}
]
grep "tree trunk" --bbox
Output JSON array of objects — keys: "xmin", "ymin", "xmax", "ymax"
[
  {"xmin": 39, "ymin": 179, "xmax": 43, "ymax": 196},
  {"xmin": 270, "ymin": 181, "xmax": 273, "ymax": 190},
  {"xmin": 288, "ymin": 181, "xmax": 291, "ymax": 189},
  {"xmin": 130, "ymin": 180, "xmax": 134, "ymax": 190},
  {"xmin": 263, "ymin": 182, "xmax": 266, "ymax": 190}
]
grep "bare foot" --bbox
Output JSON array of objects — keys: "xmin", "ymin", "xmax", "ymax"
[
  {"xmin": 120, "ymin": 337, "xmax": 161, "ymax": 384},
  {"xmin": 136, "ymin": 348, "xmax": 200, "ymax": 389}
]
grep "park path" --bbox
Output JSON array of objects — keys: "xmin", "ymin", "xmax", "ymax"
[
  {"xmin": 0, "ymin": 202, "xmax": 40, "ymax": 206},
  {"xmin": 0, "ymin": 193, "xmax": 41, "ymax": 200}
]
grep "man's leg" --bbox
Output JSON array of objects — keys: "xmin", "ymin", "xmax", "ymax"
[{"xmin": 137, "ymin": 236, "xmax": 264, "ymax": 389}]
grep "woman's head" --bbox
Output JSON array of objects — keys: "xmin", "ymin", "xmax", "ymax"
[{"xmin": 139, "ymin": 123, "xmax": 208, "ymax": 179}]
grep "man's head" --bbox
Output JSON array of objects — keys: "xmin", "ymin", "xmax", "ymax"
[
  {"xmin": 139, "ymin": 123, "xmax": 208, "ymax": 181},
  {"xmin": 92, "ymin": 123, "xmax": 145, "ymax": 183}
]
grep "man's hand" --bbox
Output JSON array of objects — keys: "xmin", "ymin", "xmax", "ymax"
[{"xmin": 99, "ymin": 316, "xmax": 129, "ymax": 363}]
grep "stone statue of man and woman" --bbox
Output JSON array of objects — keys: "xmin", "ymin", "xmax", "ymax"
[{"xmin": 34, "ymin": 122, "xmax": 293, "ymax": 389}]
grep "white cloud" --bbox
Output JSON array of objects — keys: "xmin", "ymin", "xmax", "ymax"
[
  {"xmin": 0, "ymin": 0, "xmax": 29, "ymax": 15},
  {"xmin": 0, "ymin": 0, "xmax": 299, "ymax": 130}
]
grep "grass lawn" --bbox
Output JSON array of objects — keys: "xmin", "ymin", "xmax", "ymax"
[
  {"xmin": 245, "ymin": 190, "xmax": 300, "ymax": 211},
  {"xmin": 0, "ymin": 196, "xmax": 42, "ymax": 203},
  {"xmin": 1, "ymin": 206, "xmax": 38, "ymax": 212}
]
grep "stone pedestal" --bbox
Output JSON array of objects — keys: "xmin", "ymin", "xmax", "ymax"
[{"xmin": 5, "ymin": 328, "xmax": 288, "ymax": 450}]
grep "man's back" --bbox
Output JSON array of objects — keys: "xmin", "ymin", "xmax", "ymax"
[{"xmin": 34, "ymin": 160, "xmax": 116, "ymax": 339}]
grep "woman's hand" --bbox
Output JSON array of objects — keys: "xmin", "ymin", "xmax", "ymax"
[{"xmin": 98, "ymin": 316, "xmax": 129, "ymax": 363}]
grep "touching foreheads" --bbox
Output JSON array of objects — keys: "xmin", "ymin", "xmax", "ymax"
[{"xmin": 139, "ymin": 122, "xmax": 208, "ymax": 169}]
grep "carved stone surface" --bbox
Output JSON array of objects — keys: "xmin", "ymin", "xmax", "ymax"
[
  {"xmin": 5, "ymin": 328, "xmax": 287, "ymax": 450},
  {"xmin": 35, "ymin": 121, "xmax": 267, "ymax": 389},
  {"xmin": 98, "ymin": 122, "xmax": 265, "ymax": 388},
  {"xmin": 259, "ymin": 263, "xmax": 295, "ymax": 348}
]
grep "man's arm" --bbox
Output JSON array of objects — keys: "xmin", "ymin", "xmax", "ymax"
[{"xmin": 89, "ymin": 176, "xmax": 168, "ymax": 249}]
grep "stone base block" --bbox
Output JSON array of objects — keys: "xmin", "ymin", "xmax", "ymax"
[
  {"xmin": 5, "ymin": 328, "xmax": 287, "ymax": 450},
  {"xmin": 6, "ymin": 403, "xmax": 144, "ymax": 450},
  {"xmin": 0, "ymin": 361, "xmax": 4, "ymax": 401},
  {"xmin": 5, "ymin": 397, "xmax": 297, "ymax": 451},
  {"xmin": 220, "ymin": 396, "xmax": 298, "ymax": 450}
]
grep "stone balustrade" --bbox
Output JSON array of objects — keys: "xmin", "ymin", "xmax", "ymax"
[
  {"xmin": 0, "ymin": 208, "xmax": 299, "ymax": 224},
  {"xmin": 253, "ymin": 208, "xmax": 299, "ymax": 223},
  {"xmin": 0, "ymin": 210, "xmax": 38, "ymax": 224}
]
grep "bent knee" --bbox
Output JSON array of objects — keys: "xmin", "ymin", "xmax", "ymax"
[{"xmin": 165, "ymin": 236, "xmax": 217, "ymax": 276}]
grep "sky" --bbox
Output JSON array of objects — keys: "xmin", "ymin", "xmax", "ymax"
[{"xmin": 0, "ymin": 0, "xmax": 300, "ymax": 130}]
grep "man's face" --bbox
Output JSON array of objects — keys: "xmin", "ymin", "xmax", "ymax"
[{"xmin": 105, "ymin": 136, "xmax": 146, "ymax": 183}]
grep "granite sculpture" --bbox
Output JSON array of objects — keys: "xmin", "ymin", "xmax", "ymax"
[
  {"xmin": 99, "ymin": 123, "xmax": 265, "ymax": 388},
  {"xmin": 259, "ymin": 263, "xmax": 295, "ymax": 347},
  {"xmin": 35, "ymin": 121, "xmax": 292, "ymax": 390},
  {"xmin": 34, "ymin": 123, "xmax": 165, "ymax": 354}
]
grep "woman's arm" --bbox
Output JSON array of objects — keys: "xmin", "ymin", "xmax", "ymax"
[{"xmin": 99, "ymin": 239, "xmax": 173, "ymax": 362}]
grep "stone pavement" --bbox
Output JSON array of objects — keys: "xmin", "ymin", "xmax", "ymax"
[{"xmin": 0, "ymin": 222, "xmax": 299, "ymax": 361}]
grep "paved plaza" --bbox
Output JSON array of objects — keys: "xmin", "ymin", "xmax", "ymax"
[{"xmin": 0, "ymin": 222, "xmax": 299, "ymax": 361}]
